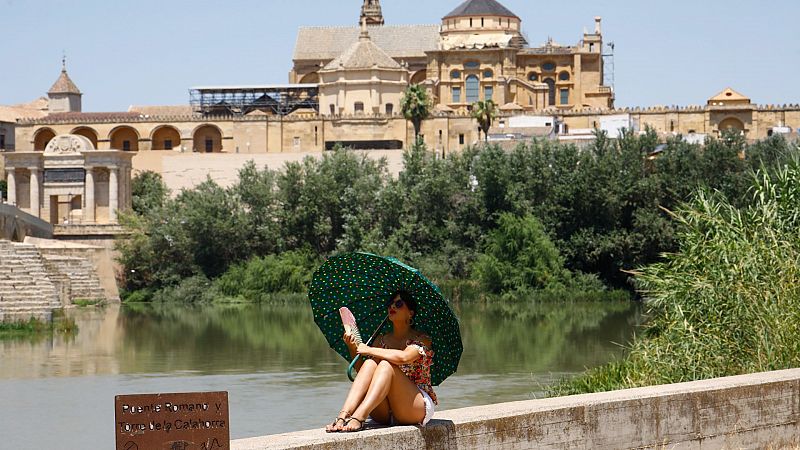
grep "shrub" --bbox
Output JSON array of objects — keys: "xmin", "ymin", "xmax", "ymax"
[{"xmin": 553, "ymin": 159, "xmax": 800, "ymax": 395}]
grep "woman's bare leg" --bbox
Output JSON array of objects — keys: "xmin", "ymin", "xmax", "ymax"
[
  {"xmin": 326, "ymin": 359, "xmax": 378, "ymax": 431},
  {"xmin": 344, "ymin": 361, "xmax": 425, "ymax": 430}
]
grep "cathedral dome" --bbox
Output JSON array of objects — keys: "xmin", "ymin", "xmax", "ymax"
[{"xmin": 443, "ymin": 0, "xmax": 519, "ymax": 20}]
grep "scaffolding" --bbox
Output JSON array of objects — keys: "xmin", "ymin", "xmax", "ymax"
[{"xmin": 189, "ymin": 84, "xmax": 319, "ymax": 116}]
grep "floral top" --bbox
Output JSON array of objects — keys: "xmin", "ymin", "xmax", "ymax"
[{"xmin": 379, "ymin": 335, "xmax": 438, "ymax": 405}]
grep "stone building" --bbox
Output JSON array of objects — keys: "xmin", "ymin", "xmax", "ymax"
[
  {"xmin": 3, "ymin": 134, "xmax": 133, "ymax": 226},
  {"xmin": 3, "ymin": 0, "xmax": 799, "ymax": 167},
  {"xmin": 294, "ymin": 0, "xmax": 613, "ymax": 111},
  {"xmin": 319, "ymin": 22, "xmax": 409, "ymax": 117}
]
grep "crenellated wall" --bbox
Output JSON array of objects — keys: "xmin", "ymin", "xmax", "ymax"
[{"xmin": 13, "ymin": 104, "xmax": 800, "ymax": 161}]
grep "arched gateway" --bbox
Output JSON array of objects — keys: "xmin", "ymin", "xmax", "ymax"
[{"xmin": 3, "ymin": 134, "xmax": 133, "ymax": 225}]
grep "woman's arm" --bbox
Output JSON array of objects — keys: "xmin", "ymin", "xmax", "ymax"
[{"xmin": 357, "ymin": 343, "xmax": 421, "ymax": 366}]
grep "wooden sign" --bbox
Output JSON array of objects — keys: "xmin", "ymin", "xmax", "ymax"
[{"xmin": 115, "ymin": 392, "xmax": 230, "ymax": 450}]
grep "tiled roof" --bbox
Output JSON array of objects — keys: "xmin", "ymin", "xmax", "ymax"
[
  {"xmin": 48, "ymin": 70, "xmax": 82, "ymax": 95},
  {"xmin": 323, "ymin": 32, "xmax": 401, "ymax": 70},
  {"xmin": 294, "ymin": 25, "xmax": 439, "ymax": 61},
  {"xmin": 444, "ymin": 0, "xmax": 519, "ymax": 19},
  {"xmin": 129, "ymin": 105, "xmax": 195, "ymax": 116},
  {"xmin": 0, "ymin": 98, "xmax": 49, "ymax": 122},
  {"xmin": 42, "ymin": 112, "xmax": 145, "ymax": 122}
]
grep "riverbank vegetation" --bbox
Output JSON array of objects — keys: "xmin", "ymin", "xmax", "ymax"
[
  {"xmin": 0, "ymin": 313, "xmax": 78, "ymax": 340},
  {"xmin": 117, "ymin": 130, "xmax": 796, "ymax": 305},
  {"xmin": 552, "ymin": 157, "xmax": 800, "ymax": 395}
]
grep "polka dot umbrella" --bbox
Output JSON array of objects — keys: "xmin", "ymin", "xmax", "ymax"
[{"xmin": 309, "ymin": 252, "xmax": 463, "ymax": 386}]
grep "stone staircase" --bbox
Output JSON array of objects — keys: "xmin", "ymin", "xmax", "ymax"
[
  {"xmin": 0, "ymin": 240, "xmax": 60, "ymax": 322},
  {"xmin": 41, "ymin": 255, "xmax": 106, "ymax": 303}
]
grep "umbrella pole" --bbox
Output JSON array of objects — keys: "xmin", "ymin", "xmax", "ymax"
[{"xmin": 347, "ymin": 314, "xmax": 390, "ymax": 382}]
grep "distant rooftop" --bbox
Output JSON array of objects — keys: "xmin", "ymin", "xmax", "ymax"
[
  {"xmin": 293, "ymin": 25, "xmax": 439, "ymax": 61},
  {"xmin": 443, "ymin": 0, "xmax": 519, "ymax": 19}
]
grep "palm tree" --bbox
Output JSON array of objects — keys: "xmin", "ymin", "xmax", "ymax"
[
  {"xmin": 471, "ymin": 100, "xmax": 498, "ymax": 142},
  {"xmin": 401, "ymin": 84, "xmax": 432, "ymax": 144}
]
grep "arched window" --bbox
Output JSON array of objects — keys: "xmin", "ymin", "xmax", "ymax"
[
  {"xmin": 152, "ymin": 126, "xmax": 181, "ymax": 151},
  {"xmin": 466, "ymin": 75, "xmax": 480, "ymax": 103},
  {"xmin": 451, "ymin": 70, "xmax": 461, "ymax": 79},
  {"xmin": 542, "ymin": 62, "xmax": 556, "ymax": 72},
  {"xmin": 483, "ymin": 69, "xmax": 493, "ymax": 79},
  {"xmin": 559, "ymin": 71, "xmax": 570, "ymax": 81},
  {"xmin": 544, "ymin": 78, "xmax": 556, "ymax": 106},
  {"xmin": 110, "ymin": 126, "xmax": 140, "ymax": 152},
  {"xmin": 528, "ymin": 72, "xmax": 538, "ymax": 82},
  {"xmin": 464, "ymin": 61, "xmax": 480, "ymax": 70},
  {"xmin": 33, "ymin": 128, "xmax": 56, "ymax": 151}
]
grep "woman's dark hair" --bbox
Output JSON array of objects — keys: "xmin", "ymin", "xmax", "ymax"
[{"xmin": 388, "ymin": 290, "xmax": 417, "ymax": 313}]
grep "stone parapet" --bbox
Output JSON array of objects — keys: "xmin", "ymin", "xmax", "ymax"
[{"xmin": 232, "ymin": 369, "xmax": 800, "ymax": 450}]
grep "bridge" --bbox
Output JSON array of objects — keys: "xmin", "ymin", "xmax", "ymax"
[{"xmin": 0, "ymin": 203, "xmax": 53, "ymax": 242}]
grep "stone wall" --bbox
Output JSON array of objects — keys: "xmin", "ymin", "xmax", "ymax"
[
  {"xmin": 41, "ymin": 254, "xmax": 106, "ymax": 303},
  {"xmin": 26, "ymin": 236, "xmax": 121, "ymax": 302},
  {"xmin": 232, "ymin": 369, "xmax": 800, "ymax": 450}
]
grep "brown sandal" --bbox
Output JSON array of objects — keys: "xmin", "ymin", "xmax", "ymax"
[
  {"xmin": 342, "ymin": 416, "xmax": 365, "ymax": 432},
  {"xmin": 325, "ymin": 410, "xmax": 350, "ymax": 433}
]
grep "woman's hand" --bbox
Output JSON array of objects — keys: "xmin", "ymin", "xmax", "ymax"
[
  {"xmin": 356, "ymin": 343, "xmax": 372, "ymax": 357},
  {"xmin": 343, "ymin": 332, "xmax": 358, "ymax": 350}
]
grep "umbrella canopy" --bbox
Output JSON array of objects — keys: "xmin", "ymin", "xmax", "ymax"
[{"xmin": 309, "ymin": 252, "xmax": 463, "ymax": 386}]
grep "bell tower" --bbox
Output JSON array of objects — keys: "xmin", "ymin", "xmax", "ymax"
[{"xmin": 360, "ymin": 0, "xmax": 384, "ymax": 26}]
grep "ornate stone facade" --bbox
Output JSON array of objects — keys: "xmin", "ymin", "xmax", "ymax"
[{"xmin": 3, "ymin": 134, "xmax": 133, "ymax": 226}]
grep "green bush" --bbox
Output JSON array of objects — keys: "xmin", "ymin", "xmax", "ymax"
[
  {"xmin": 155, "ymin": 275, "xmax": 217, "ymax": 303},
  {"xmin": 213, "ymin": 249, "xmax": 320, "ymax": 301},
  {"xmin": 553, "ymin": 159, "xmax": 800, "ymax": 395},
  {"xmin": 117, "ymin": 136, "xmax": 798, "ymax": 302},
  {"xmin": 473, "ymin": 213, "xmax": 607, "ymax": 298}
]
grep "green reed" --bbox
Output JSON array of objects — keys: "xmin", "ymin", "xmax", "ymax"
[{"xmin": 552, "ymin": 158, "xmax": 800, "ymax": 395}]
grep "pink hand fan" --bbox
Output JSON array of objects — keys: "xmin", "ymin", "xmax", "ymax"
[{"xmin": 339, "ymin": 307, "xmax": 363, "ymax": 344}]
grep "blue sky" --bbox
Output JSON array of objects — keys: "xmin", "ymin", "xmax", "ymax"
[{"xmin": 2, "ymin": 0, "xmax": 798, "ymax": 111}]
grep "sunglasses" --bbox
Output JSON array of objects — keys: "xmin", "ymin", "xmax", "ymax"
[{"xmin": 387, "ymin": 299, "xmax": 405, "ymax": 309}]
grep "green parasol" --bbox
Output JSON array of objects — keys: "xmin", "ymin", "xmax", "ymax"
[{"xmin": 309, "ymin": 252, "xmax": 463, "ymax": 386}]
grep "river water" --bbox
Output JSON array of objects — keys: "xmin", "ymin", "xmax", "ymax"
[{"xmin": 0, "ymin": 300, "xmax": 639, "ymax": 449}]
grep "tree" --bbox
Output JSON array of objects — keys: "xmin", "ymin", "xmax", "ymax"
[
  {"xmin": 471, "ymin": 100, "xmax": 498, "ymax": 142},
  {"xmin": 400, "ymin": 84, "xmax": 432, "ymax": 144},
  {"xmin": 131, "ymin": 171, "xmax": 169, "ymax": 215}
]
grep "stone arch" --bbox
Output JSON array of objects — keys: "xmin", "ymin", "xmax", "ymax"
[
  {"xmin": 33, "ymin": 128, "xmax": 56, "ymax": 151},
  {"xmin": 71, "ymin": 127, "xmax": 99, "ymax": 148},
  {"xmin": 151, "ymin": 125, "xmax": 182, "ymax": 151},
  {"xmin": 193, "ymin": 124, "xmax": 223, "ymax": 153},
  {"xmin": 109, "ymin": 126, "xmax": 140, "ymax": 151},
  {"xmin": 718, "ymin": 117, "xmax": 744, "ymax": 133},
  {"xmin": 410, "ymin": 70, "xmax": 427, "ymax": 85},
  {"xmin": 299, "ymin": 72, "xmax": 320, "ymax": 84}
]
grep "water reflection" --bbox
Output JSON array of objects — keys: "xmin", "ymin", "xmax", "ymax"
[
  {"xmin": 0, "ymin": 300, "xmax": 639, "ymax": 381},
  {"xmin": 0, "ymin": 299, "xmax": 640, "ymax": 448}
]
